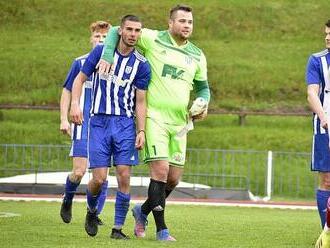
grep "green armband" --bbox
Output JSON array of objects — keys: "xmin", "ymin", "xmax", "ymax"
[
  {"xmin": 193, "ymin": 80, "xmax": 211, "ymax": 102},
  {"xmin": 101, "ymin": 26, "xmax": 119, "ymax": 64}
]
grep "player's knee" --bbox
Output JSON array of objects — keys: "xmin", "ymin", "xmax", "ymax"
[
  {"xmin": 117, "ymin": 168, "xmax": 130, "ymax": 181},
  {"xmin": 72, "ymin": 169, "xmax": 85, "ymax": 181},
  {"xmin": 322, "ymin": 180, "xmax": 330, "ymax": 190},
  {"xmin": 92, "ymin": 177, "xmax": 105, "ymax": 188},
  {"xmin": 320, "ymin": 174, "xmax": 330, "ymax": 189},
  {"xmin": 151, "ymin": 167, "xmax": 169, "ymax": 181}
]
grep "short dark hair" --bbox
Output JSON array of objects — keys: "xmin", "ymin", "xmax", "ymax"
[
  {"xmin": 326, "ymin": 20, "xmax": 330, "ymax": 28},
  {"xmin": 121, "ymin": 15, "xmax": 141, "ymax": 27},
  {"xmin": 169, "ymin": 4, "xmax": 192, "ymax": 20}
]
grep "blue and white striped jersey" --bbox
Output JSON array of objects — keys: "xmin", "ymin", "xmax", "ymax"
[
  {"xmin": 306, "ymin": 49, "xmax": 330, "ymax": 134},
  {"xmin": 63, "ymin": 54, "xmax": 94, "ymax": 140},
  {"xmin": 81, "ymin": 45, "xmax": 151, "ymax": 117}
]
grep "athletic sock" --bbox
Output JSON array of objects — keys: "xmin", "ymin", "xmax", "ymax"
[
  {"xmin": 114, "ymin": 191, "xmax": 130, "ymax": 229},
  {"xmin": 146, "ymin": 179, "xmax": 167, "ymax": 232},
  {"xmin": 64, "ymin": 175, "xmax": 80, "ymax": 203},
  {"xmin": 165, "ymin": 187, "xmax": 173, "ymax": 198},
  {"xmin": 86, "ymin": 189, "xmax": 100, "ymax": 212},
  {"xmin": 97, "ymin": 180, "xmax": 108, "ymax": 215},
  {"xmin": 141, "ymin": 198, "xmax": 151, "ymax": 215},
  {"xmin": 317, "ymin": 189, "xmax": 330, "ymax": 228},
  {"xmin": 141, "ymin": 186, "xmax": 173, "ymax": 216}
]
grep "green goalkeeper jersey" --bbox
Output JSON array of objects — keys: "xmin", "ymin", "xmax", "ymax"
[
  {"xmin": 137, "ymin": 28, "xmax": 208, "ymax": 125},
  {"xmin": 101, "ymin": 27, "xmax": 208, "ymax": 125}
]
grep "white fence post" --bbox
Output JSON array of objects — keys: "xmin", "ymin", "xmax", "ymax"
[{"xmin": 263, "ymin": 150, "xmax": 273, "ymax": 201}]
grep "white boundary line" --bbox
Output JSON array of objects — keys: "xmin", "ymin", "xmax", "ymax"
[
  {"xmin": 0, "ymin": 212, "xmax": 21, "ymax": 218},
  {"xmin": 0, "ymin": 196, "xmax": 316, "ymax": 210}
]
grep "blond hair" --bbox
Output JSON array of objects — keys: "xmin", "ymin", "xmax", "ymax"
[{"xmin": 89, "ymin": 21, "xmax": 111, "ymax": 33}]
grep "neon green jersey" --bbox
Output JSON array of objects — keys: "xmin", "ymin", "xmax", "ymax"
[{"xmin": 137, "ymin": 28, "xmax": 208, "ymax": 125}]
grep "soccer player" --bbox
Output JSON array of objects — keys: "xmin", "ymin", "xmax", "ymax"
[
  {"xmin": 306, "ymin": 20, "xmax": 330, "ymax": 248},
  {"xmin": 98, "ymin": 5, "xmax": 210, "ymax": 241},
  {"xmin": 70, "ymin": 15, "xmax": 150, "ymax": 239},
  {"xmin": 60, "ymin": 21, "xmax": 111, "ymax": 225}
]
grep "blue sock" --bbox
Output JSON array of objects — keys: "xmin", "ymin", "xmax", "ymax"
[
  {"xmin": 317, "ymin": 189, "xmax": 330, "ymax": 228},
  {"xmin": 97, "ymin": 180, "xmax": 108, "ymax": 215},
  {"xmin": 114, "ymin": 191, "xmax": 130, "ymax": 228},
  {"xmin": 86, "ymin": 189, "xmax": 100, "ymax": 212},
  {"xmin": 64, "ymin": 176, "xmax": 80, "ymax": 203}
]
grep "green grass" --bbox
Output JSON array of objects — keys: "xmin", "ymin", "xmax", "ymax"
[
  {"xmin": 0, "ymin": 200, "xmax": 320, "ymax": 247},
  {"xmin": 0, "ymin": 0, "xmax": 329, "ymax": 110},
  {"xmin": 0, "ymin": 109, "xmax": 313, "ymax": 151}
]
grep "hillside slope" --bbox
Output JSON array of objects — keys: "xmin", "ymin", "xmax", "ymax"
[{"xmin": 0, "ymin": 0, "xmax": 329, "ymax": 110}]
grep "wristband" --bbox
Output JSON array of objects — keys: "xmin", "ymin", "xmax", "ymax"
[{"xmin": 137, "ymin": 130, "xmax": 145, "ymax": 134}]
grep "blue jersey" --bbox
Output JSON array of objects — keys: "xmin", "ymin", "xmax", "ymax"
[
  {"xmin": 63, "ymin": 54, "xmax": 94, "ymax": 140},
  {"xmin": 81, "ymin": 45, "xmax": 151, "ymax": 117},
  {"xmin": 306, "ymin": 49, "xmax": 330, "ymax": 135}
]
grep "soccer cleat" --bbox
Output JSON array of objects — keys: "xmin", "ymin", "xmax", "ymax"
[
  {"xmin": 60, "ymin": 198, "xmax": 72, "ymax": 223},
  {"xmin": 132, "ymin": 204, "xmax": 148, "ymax": 237},
  {"xmin": 315, "ymin": 230, "xmax": 330, "ymax": 248},
  {"xmin": 156, "ymin": 229, "xmax": 176, "ymax": 241},
  {"xmin": 96, "ymin": 216, "xmax": 104, "ymax": 226},
  {"xmin": 110, "ymin": 228, "xmax": 130, "ymax": 240},
  {"xmin": 85, "ymin": 209, "xmax": 98, "ymax": 237}
]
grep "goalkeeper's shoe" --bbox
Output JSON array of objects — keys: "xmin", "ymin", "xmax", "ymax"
[
  {"xmin": 156, "ymin": 229, "xmax": 176, "ymax": 241},
  {"xmin": 85, "ymin": 209, "xmax": 98, "ymax": 237},
  {"xmin": 60, "ymin": 198, "xmax": 72, "ymax": 223},
  {"xmin": 315, "ymin": 230, "xmax": 330, "ymax": 248},
  {"xmin": 132, "ymin": 204, "xmax": 148, "ymax": 237}
]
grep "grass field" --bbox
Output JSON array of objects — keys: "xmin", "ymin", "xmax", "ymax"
[
  {"xmin": 0, "ymin": 109, "xmax": 312, "ymax": 152},
  {"xmin": 1, "ymin": 0, "xmax": 330, "ymax": 110},
  {"xmin": 0, "ymin": 200, "xmax": 321, "ymax": 247}
]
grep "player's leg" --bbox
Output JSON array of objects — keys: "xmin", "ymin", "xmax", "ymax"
[
  {"xmin": 131, "ymin": 118, "xmax": 173, "ymax": 240},
  {"xmin": 85, "ymin": 167, "xmax": 108, "ymax": 236},
  {"xmin": 317, "ymin": 173, "xmax": 330, "ymax": 228},
  {"xmin": 96, "ymin": 167, "xmax": 109, "ymax": 225},
  {"xmin": 313, "ymin": 133, "xmax": 330, "ymax": 247},
  {"xmin": 85, "ymin": 114, "xmax": 111, "ymax": 236},
  {"xmin": 111, "ymin": 116, "xmax": 139, "ymax": 239},
  {"xmin": 148, "ymin": 160, "xmax": 178, "ymax": 241},
  {"xmin": 110, "ymin": 165, "xmax": 131, "ymax": 240},
  {"xmin": 315, "ymin": 173, "xmax": 330, "ymax": 247},
  {"xmin": 60, "ymin": 139, "xmax": 87, "ymax": 224},
  {"xmin": 166, "ymin": 166, "xmax": 184, "ymax": 197},
  {"xmin": 154, "ymin": 125, "xmax": 185, "ymax": 241}
]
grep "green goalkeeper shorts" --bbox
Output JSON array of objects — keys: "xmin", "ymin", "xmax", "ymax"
[{"xmin": 144, "ymin": 117, "xmax": 187, "ymax": 167}]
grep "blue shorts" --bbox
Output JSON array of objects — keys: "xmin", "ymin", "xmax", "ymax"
[
  {"xmin": 88, "ymin": 115, "xmax": 138, "ymax": 168},
  {"xmin": 311, "ymin": 134, "xmax": 330, "ymax": 172},
  {"xmin": 69, "ymin": 139, "xmax": 88, "ymax": 158}
]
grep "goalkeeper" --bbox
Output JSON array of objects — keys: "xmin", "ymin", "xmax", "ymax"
[{"xmin": 98, "ymin": 4, "xmax": 210, "ymax": 241}]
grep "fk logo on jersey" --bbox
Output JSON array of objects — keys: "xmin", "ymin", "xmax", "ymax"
[
  {"xmin": 125, "ymin": 66, "xmax": 133, "ymax": 74},
  {"xmin": 161, "ymin": 64, "xmax": 184, "ymax": 80}
]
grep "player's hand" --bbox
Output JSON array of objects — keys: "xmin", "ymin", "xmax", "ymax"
[
  {"xmin": 70, "ymin": 103, "xmax": 83, "ymax": 125},
  {"xmin": 135, "ymin": 131, "xmax": 145, "ymax": 150},
  {"xmin": 321, "ymin": 117, "xmax": 328, "ymax": 129},
  {"xmin": 60, "ymin": 120, "xmax": 71, "ymax": 136},
  {"xmin": 96, "ymin": 59, "xmax": 112, "ymax": 75},
  {"xmin": 192, "ymin": 109, "xmax": 208, "ymax": 121}
]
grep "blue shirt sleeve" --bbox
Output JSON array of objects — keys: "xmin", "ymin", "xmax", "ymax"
[
  {"xmin": 63, "ymin": 59, "xmax": 80, "ymax": 91},
  {"xmin": 306, "ymin": 55, "xmax": 321, "ymax": 85},
  {"xmin": 81, "ymin": 45, "xmax": 103, "ymax": 77},
  {"xmin": 133, "ymin": 60, "xmax": 151, "ymax": 90}
]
